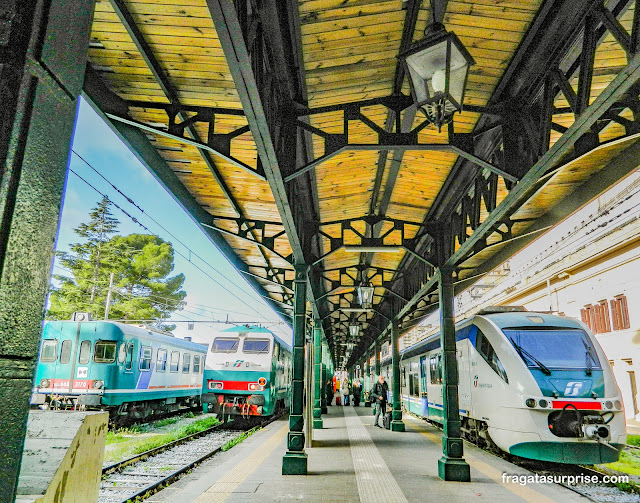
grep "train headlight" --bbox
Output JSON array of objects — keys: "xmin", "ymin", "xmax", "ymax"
[
  {"xmin": 538, "ymin": 399, "xmax": 548, "ymax": 408},
  {"xmin": 39, "ymin": 379, "xmax": 50, "ymax": 388},
  {"xmin": 92, "ymin": 380, "xmax": 104, "ymax": 389},
  {"xmin": 258, "ymin": 377, "xmax": 267, "ymax": 386},
  {"xmin": 208, "ymin": 381, "xmax": 223, "ymax": 390},
  {"xmin": 248, "ymin": 383, "xmax": 258, "ymax": 391},
  {"xmin": 604, "ymin": 400, "xmax": 613, "ymax": 410},
  {"xmin": 525, "ymin": 398, "xmax": 536, "ymax": 408},
  {"xmin": 614, "ymin": 400, "xmax": 622, "ymax": 410}
]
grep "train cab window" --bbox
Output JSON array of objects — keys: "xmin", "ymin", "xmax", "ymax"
[
  {"xmin": 60, "ymin": 340, "xmax": 72, "ymax": 364},
  {"xmin": 476, "ymin": 330, "xmax": 508, "ymax": 382},
  {"xmin": 40, "ymin": 339, "xmax": 58, "ymax": 362},
  {"xmin": 78, "ymin": 340, "xmax": 91, "ymax": 364},
  {"xmin": 139, "ymin": 346, "xmax": 152, "ymax": 371},
  {"xmin": 182, "ymin": 353, "xmax": 191, "ymax": 373},
  {"xmin": 170, "ymin": 351, "xmax": 179, "ymax": 372},
  {"xmin": 429, "ymin": 354, "xmax": 442, "ymax": 384},
  {"xmin": 193, "ymin": 355, "xmax": 200, "ymax": 373},
  {"xmin": 243, "ymin": 339, "xmax": 270, "ymax": 353},
  {"xmin": 156, "ymin": 349, "xmax": 167, "ymax": 372},
  {"xmin": 212, "ymin": 337, "xmax": 239, "ymax": 353},
  {"xmin": 94, "ymin": 341, "xmax": 117, "ymax": 363},
  {"xmin": 125, "ymin": 343, "xmax": 134, "ymax": 370}
]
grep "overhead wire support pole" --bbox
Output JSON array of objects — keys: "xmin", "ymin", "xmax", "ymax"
[{"xmin": 437, "ymin": 267, "xmax": 470, "ymax": 481}]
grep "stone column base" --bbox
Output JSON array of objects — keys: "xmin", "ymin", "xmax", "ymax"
[
  {"xmin": 282, "ymin": 451, "xmax": 308, "ymax": 475},
  {"xmin": 437, "ymin": 457, "xmax": 470, "ymax": 481}
]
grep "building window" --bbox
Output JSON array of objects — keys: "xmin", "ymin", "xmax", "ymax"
[
  {"xmin": 611, "ymin": 295, "xmax": 630, "ymax": 330},
  {"xmin": 581, "ymin": 301, "xmax": 612, "ymax": 334}
]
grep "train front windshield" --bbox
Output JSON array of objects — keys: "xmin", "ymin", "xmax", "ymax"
[{"xmin": 504, "ymin": 328, "xmax": 601, "ymax": 370}]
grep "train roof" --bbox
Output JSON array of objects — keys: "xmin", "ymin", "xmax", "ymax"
[
  {"xmin": 397, "ymin": 311, "xmax": 585, "ymax": 362},
  {"xmin": 220, "ymin": 325, "xmax": 292, "ymax": 353},
  {"xmin": 42, "ymin": 320, "xmax": 208, "ymax": 353}
]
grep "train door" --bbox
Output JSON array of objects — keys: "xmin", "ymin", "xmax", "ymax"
[
  {"xmin": 420, "ymin": 356, "xmax": 428, "ymax": 416},
  {"xmin": 457, "ymin": 342, "xmax": 472, "ymax": 415}
]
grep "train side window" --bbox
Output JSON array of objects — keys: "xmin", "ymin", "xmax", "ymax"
[
  {"xmin": 193, "ymin": 355, "xmax": 200, "ymax": 373},
  {"xmin": 118, "ymin": 343, "xmax": 127, "ymax": 364},
  {"xmin": 157, "ymin": 349, "xmax": 167, "ymax": 372},
  {"xmin": 476, "ymin": 330, "xmax": 508, "ymax": 382},
  {"xmin": 40, "ymin": 339, "xmax": 58, "ymax": 362},
  {"xmin": 125, "ymin": 343, "xmax": 134, "ymax": 370},
  {"xmin": 243, "ymin": 339, "xmax": 270, "ymax": 353},
  {"xmin": 170, "ymin": 351, "xmax": 179, "ymax": 372},
  {"xmin": 409, "ymin": 374, "xmax": 420, "ymax": 396},
  {"xmin": 139, "ymin": 346, "xmax": 152, "ymax": 371},
  {"xmin": 212, "ymin": 337, "xmax": 239, "ymax": 353},
  {"xmin": 182, "ymin": 353, "xmax": 191, "ymax": 373},
  {"xmin": 78, "ymin": 340, "xmax": 91, "ymax": 364},
  {"xmin": 94, "ymin": 341, "xmax": 117, "ymax": 363},
  {"xmin": 60, "ymin": 340, "xmax": 72, "ymax": 364},
  {"xmin": 429, "ymin": 354, "xmax": 442, "ymax": 384}
]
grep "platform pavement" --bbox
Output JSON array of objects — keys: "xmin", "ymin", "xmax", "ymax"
[{"xmin": 148, "ymin": 405, "xmax": 591, "ymax": 503}]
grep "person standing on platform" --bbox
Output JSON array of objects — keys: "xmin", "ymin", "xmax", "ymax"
[
  {"xmin": 371, "ymin": 375, "xmax": 388, "ymax": 427},
  {"xmin": 326, "ymin": 379, "xmax": 334, "ymax": 406},
  {"xmin": 340, "ymin": 379, "xmax": 351, "ymax": 406},
  {"xmin": 353, "ymin": 379, "xmax": 362, "ymax": 406}
]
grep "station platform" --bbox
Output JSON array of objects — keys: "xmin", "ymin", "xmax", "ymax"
[{"xmin": 148, "ymin": 405, "xmax": 590, "ymax": 503}]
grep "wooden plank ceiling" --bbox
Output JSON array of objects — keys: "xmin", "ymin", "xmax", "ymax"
[{"xmin": 86, "ymin": 0, "xmax": 639, "ymax": 354}]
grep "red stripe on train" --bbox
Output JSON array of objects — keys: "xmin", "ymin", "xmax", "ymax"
[{"xmin": 552, "ymin": 401, "xmax": 602, "ymax": 410}]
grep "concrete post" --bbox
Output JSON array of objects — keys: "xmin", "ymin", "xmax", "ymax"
[
  {"xmin": 313, "ymin": 320, "xmax": 323, "ymax": 429},
  {"xmin": 0, "ymin": 1, "xmax": 95, "ymax": 499},
  {"xmin": 390, "ymin": 318, "xmax": 405, "ymax": 432},
  {"xmin": 437, "ymin": 267, "xmax": 470, "ymax": 481},
  {"xmin": 282, "ymin": 264, "xmax": 308, "ymax": 474}
]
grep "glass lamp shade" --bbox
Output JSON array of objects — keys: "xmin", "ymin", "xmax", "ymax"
[
  {"xmin": 357, "ymin": 283, "xmax": 375, "ymax": 309},
  {"xmin": 348, "ymin": 323, "xmax": 360, "ymax": 337},
  {"xmin": 402, "ymin": 27, "xmax": 474, "ymax": 128}
]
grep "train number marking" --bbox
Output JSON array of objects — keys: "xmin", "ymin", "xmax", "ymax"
[{"xmin": 564, "ymin": 381, "xmax": 583, "ymax": 396}]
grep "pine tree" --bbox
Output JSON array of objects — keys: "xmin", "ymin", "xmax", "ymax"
[{"xmin": 48, "ymin": 198, "xmax": 186, "ymax": 330}]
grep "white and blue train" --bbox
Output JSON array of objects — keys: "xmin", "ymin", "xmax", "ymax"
[{"xmin": 384, "ymin": 308, "xmax": 626, "ymax": 464}]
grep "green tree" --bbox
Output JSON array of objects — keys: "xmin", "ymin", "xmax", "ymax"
[{"xmin": 48, "ymin": 198, "xmax": 186, "ymax": 330}]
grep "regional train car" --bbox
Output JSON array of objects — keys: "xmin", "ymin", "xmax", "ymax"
[
  {"xmin": 201, "ymin": 325, "xmax": 291, "ymax": 420},
  {"xmin": 396, "ymin": 307, "xmax": 626, "ymax": 464},
  {"xmin": 31, "ymin": 316, "xmax": 207, "ymax": 420}
]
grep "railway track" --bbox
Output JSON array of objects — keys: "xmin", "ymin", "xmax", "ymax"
[
  {"xmin": 99, "ymin": 416, "xmax": 279, "ymax": 503},
  {"xmin": 408, "ymin": 412, "xmax": 640, "ymax": 502}
]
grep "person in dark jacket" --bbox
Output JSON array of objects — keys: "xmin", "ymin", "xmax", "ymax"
[
  {"xmin": 353, "ymin": 379, "xmax": 362, "ymax": 406},
  {"xmin": 371, "ymin": 375, "xmax": 389, "ymax": 427},
  {"xmin": 325, "ymin": 379, "xmax": 334, "ymax": 406}
]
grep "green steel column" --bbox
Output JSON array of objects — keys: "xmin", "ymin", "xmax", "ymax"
[
  {"xmin": 0, "ymin": 1, "xmax": 95, "ymax": 499},
  {"xmin": 312, "ymin": 320, "xmax": 323, "ymax": 429},
  {"xmin": 390, "ymin": 318, "xmax": 405, "ymax": 431},
  {"xmin": 282, "ymin": 264, "xmax": 308, "ymax": 475},
  {"xmin": 437, "ymin": 267, "xmax": 470, "ymax": 481},
  {"xmin": 321, "ymin": 362, "xmax": 328, "ymax": 414},
  {"xmin": 374, "ymin": 342, "xmax": 381, "ymax": 376}
]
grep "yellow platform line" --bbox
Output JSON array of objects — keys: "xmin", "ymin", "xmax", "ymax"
[
  {"xmin": 193, "ymin": 422, "xmax": 289, "ymax": 503},
  {"xmin": 404, "ymin": 418, "xmax": 557, "ymax": 503}
]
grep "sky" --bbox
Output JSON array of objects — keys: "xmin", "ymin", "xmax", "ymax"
[{"xmin": 51, "ymin": 98, "xmax": 292, "ymax": 346}]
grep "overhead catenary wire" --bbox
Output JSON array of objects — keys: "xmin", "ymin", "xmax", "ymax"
[
  {"xmin": 71, "ymin": 149, "xmax": 287, "ymax": 312},
  {"xmin": 66, "ymin": 166, "xmax": 278, "ymax": 322}
]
